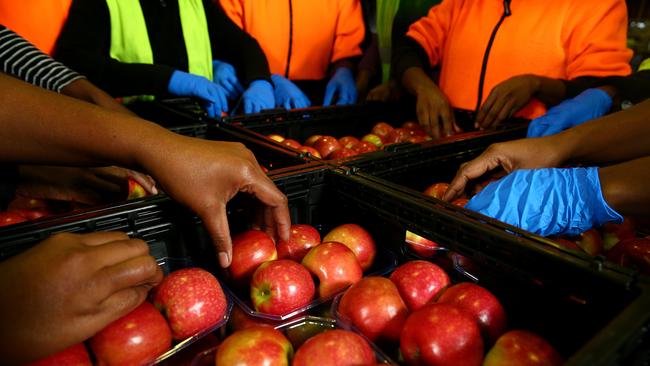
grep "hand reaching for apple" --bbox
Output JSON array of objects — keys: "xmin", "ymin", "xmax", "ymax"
[
  {"xmin": 136, "ymin": 137, "xmax": 291, "ymax": 268},
  {"xmin": 442, "ymin": 136, "xmax": 569, "ymax": 201},
  {"xmin": 0, "ymin": 231, "xmax": 162, "ymax": 365},
  {"xmin": 16, "ymin": 165, "xmax": 157, "ymax": 205}
]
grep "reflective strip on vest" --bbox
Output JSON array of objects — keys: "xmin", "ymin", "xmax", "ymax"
[
  {"xmin": 105, "ymin": 0, "xmax": 213, "ymax": 101},
  {"xmin": 639, "ymin": 58, "xmax": 650, "ymax": 72}
]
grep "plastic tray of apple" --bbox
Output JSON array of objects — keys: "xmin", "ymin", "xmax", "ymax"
[
  {"xmin": 190, "ymin": 316, "xmax": 396, "ymax": 365},
  {"xmin": 27, "ymin": 257, "xmax": 233, "ymax": 366},
  {"xmin": 330, "ymin": 260, "xmax": 565, "ymax": 366},
  {"xmin": 218, "ymin": 223, "xmax": 399, "ymax": 322}
]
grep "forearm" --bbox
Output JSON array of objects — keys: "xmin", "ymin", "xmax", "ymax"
[
  {"xmin": 558, "ymin": 99, "xmax": 650, "ymax": 164},
  {"xmin": 0, "ymin": 73, "xmax": 174, "ymax": 170},
  {"xmin": 599, "ymin": 156, "xmax": 650, "ymax": 216},
  {"xmin": 401, "ymin": 66, "xmax": 441, "ymax": 97}
]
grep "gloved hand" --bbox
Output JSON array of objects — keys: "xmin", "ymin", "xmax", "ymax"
[
  {"xmin": 213, "ymin": 60, "xmax": 244, "ymax": 100},
  {"xmin": 242, "ymin": 80, "xmax": 274, "ymax": 114},
  {"xmin": 465, "ymin": 167, "xmax": 623, "ymax": 237},
  {"xmin": 168, "ymin": 70, "xmax": 228, "ymax": 118},
  {"xmin": 323, "ymin": 67, "xmax": 357, "ymax": 106},
  {"xmin": 527, "ymin": 88, "xmax": 612, "ymax": 138},
  {"xmin": 271, "ymin": 74, "xmax": 311, "ymax": 109}
]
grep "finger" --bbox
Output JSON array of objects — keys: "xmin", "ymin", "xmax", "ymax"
[
  {"xmin": 97, "ymin": 254, "xmax": 162, "ymax": 301},
  {"xmin": 489, "ymin": 99, "xmax": 516, "ymax": 129},
  {"xmin": 81, "ymin": 231, "xmax": 130, "ymax": 246},
  {"xmin": 416, "ymin": 104, "xmax": 433, "ymax": 138},
  {"xmin": 440, "ymin": 107, "xmax": 454, "ymax": 137},
  {"xmin": 476, "ymin": 91, "xmax": 498, "ymax": 128},
  {"xmin": 250, "ymin": 101, "xmax": 262, "ymax": 114},
  {"xmin": 323, "ymin": 85, "xmax": 335, "ymax": 106},
  {"xmin": 262, "ymin": 206, "xmax": 278, "ymax": 242},
  {"xmin": 336, "ymin": 93, "xmax": 349, "ymax": 106},
  {"xmin": 444, "ymin": 154, "xmax": 500, "ymax": 201},
  {"xmin": 206, "ymin": 102, "xmax": 217, "ymax": 118},
  {"xmin": 284, "ymin": 100, "xmax": 293, "ymax": 110},
  {"xmin": 218, "ymin": 91, "xmax": 228, "ymax": 115},
  {"xmin": 479, "ymin": 96, "xmax": 508, "ymax": 130},
  {"xmin": 198, "ymin": 202, "xmax": 233, "ymax": 268},
  {"xmin": 245, "ymin": 173, "xmax": 291, "ymax": 242},
  {"xmin": 87, "ymin": 238, "xmax": 151, "ymax": 268},
  {"xmin": 243, "ymin": 99, "xmax": 253, "ymax": 114}
]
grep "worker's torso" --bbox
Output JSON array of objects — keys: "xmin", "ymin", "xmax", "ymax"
[{"xmin": 225, "ymin": 0, "xmax": 344, "ymax": 80}]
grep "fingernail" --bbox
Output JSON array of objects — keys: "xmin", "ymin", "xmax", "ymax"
[
  {"xmin": 218, "ymin": 252, "xmax": 230, "ymax": 268},
  {"xmin": 151, "ymin": 186, "xmax": 158, "ymax": 195}
]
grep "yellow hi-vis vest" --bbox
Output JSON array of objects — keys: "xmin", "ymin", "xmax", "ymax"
[{"xmin": 105, "ymin": 0, "xmax": 213, "ymax": 101}]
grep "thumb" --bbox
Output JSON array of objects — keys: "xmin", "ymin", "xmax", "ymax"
[
  {"xmin": 323, "ymin": 83, "xmax": 336, "ymax": 106},
  {"xmin": 199, "ymin": 202, "xmax": 233, "ymax": 268}
]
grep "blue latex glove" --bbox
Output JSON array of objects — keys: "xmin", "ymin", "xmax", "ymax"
[
  {"xmin": 271, "ymin": 74, "xmax": 311, "ymax": 109},
  {"xmin": 466, "ymin": 167, "xmax": 623, "ymax": 237},
  {"xmin": 213, "ymin": 60, "xmax": 244, "ymax": 100},
  {"xmin": 168, "ymin": 70, "xmax": 228, "ymax": 118},
  {"xmin": 527, "ymin": 88, "xmax": 612, "ymax": 138},
  {"xmin": 323, "ymin": 67, "xmax": 357, "ymax": 106},
  {"xmin": 242, "ymin": 80, "xmax": 274, "ymax": 114}
]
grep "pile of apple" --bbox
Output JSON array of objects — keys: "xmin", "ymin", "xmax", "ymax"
[
  {"xmin": 336, "ymin": 260, "xmax": 563, "ymax": 366},
  {"xmin": 214, "ymin": 325, "xmax": 384, "ymax": 366},
  {"xmin": 266, "ymin": 121, "xmax": 432, "ymax": 160},
  {"xmin": 28, "ymin": 267, "xmax": 228, "ymax": 365},
  {"xmin": 228, "ymin": 223, "xmax": 377, "ymax": 317}
]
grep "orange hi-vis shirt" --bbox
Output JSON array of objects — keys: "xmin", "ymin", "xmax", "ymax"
[
  {"xmin": 219, "ymin": 0, "xmax": 365, "ymax": 81},
  {"xmin": 0, "ymin": 0, "xmax": 72, "ymax": 55},
  {"xmin": 407, "ymin": 0, "xmax": 632, "ymax": 119}
]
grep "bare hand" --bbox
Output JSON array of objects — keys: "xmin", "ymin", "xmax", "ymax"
[
  {"xmin": 476, "ymin": 75, "xmax": 540, "ymax": 129},
  {"xmin": 415, "ymin": 83, "xmax": 456, "ymax": 139},
  {"xmin": 16, "ymin": 166, "xmax": 156, "ymax": 205},
  {"xmin": 0, "ymin": 232, "xmax": 162, "ymax": 364},
  {"xmin": 443, "ymin": 137, "xmax": 567, "ymax": 201},
  {"xmin": 139, "ymin": 138, "xmax": 291, "ymax": 268},
  {"xmin": 366, "ymin": 80, "xmax": 402, "ymax": 103}
]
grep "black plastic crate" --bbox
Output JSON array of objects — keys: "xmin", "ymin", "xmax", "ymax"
[
  {"xmin": 129, "ymin": 99, "xmax": 209, "ymax": 138},
  {"xmin": 218, "ymin": 102, "xmax": 529, "ymax": 165}
]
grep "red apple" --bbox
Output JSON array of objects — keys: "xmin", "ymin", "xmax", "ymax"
[
  {"xmin": 230, "ymin": 230, "xmax": 277, "ymax": 283},
  {"xmin": 406, "ymin": 135, "xmax": 427, "ymax": 143},
  {"xmin": 329, "ymin": 147, "xmax": 358, "ymax": 159},
  {"xmin": 386, "ymin": 128, "xmax": 410, "ymax": 143},
  {"xmin": 230, "ymin": 305, "xmax": 277, "ymax": 331},
  {"xmin": 0, "ymin": 211, "xmax": 28, "ymax": 227},
  {"xmin": 602, "ymin": 219, "xmax": 636, "ymax": 251},
  {"xmin": 127, "ymin": 178, "xmax": 148, "ymax": 199},
  {"xmin": 304, "ymin": 134, "xmax": 322, "ymax": 147},
  {"xmin": 302, "ymin": 241, "xmax": 363, "ymax": 297},
  {"xmin": 353, "ymin": 141, "xmax": 379, "ymax": 154},
  {"xmin": 153, "ymin": 268, "xmax": 227, "ymax": 340},
  {"xmin": 7, "ymin": 195, "xmax": 50, "ymax": 210},
  {"xmin": 438, "ymin": 282, "xmax": 507, "ymax": 344},
  {"xmin": 267, "ymin": 134, "xmax": 285, "ymax": 143},
  {"xmin": 338, "ymin": 136, "xmax": 360, "ymax": 149},
  {"xmin": 312, "ymin": 136, "xmax": 343, "ymax": 159},
  {"xmin": 250, "ymin": 259, "xmax": 315, "ymax": 315},
  {"xmin": 323, "ymin": 223, "xmax": 376, "ymax": 271},
  {"xmin": 424, "ymin": 182, "xmax": 450, "ymax": 200},
  {"xmin": 389, "ymin": 260, "xmax": 450, "ymax": 311},
  {"xmin": 298, "ymin": 146, "xmax": 322, "ymax": 158},
  {"xmin": 400, "ymin": 303, "xmax": 484, "ymax": 366},
  {"xmin": 452, "ymin": 198, "xmax": 469, "ymax": 207},
  {"xmin": 216, "ymin": 327, "xmax": 292, "ymax": 366},
  {"xmin": 371, "ymin": 121, "xmax": 394, "ymax": 140},
  {"xmin": 483, "ymin": 330, "xmax": 563, "ymax": 366},
  {"xmin": 25, "ymin": 343, "xmax": 91, "ymax": 366},
  {"xmin": 405, "ymin": 230, "xmax": 443, "ymax": 258},
  {"xmin": 553, "ymin": 237, "xmax": 582, "ymax": 252},
  {"xmin": 293, "ymin": 329, "xmax": 375, "ymax": 366},
  {"xmin": 277, "ymin": 224, "xmax": 321, "ymax": 262},
  {"xmin": 338, "ymin": 276, "xmax": 408, "ymax": 342},
  {"xmin": 606, "ymin": 237, "xmax": 650, "ymax": 274},
  {"xmin": 281, "ymin": 138, "xmax": 302, "ymax": 149},
  {"xmin": 575, "ymin": 228, "xmax": 604, "ymax": 256},
  {"xmin": 8, "ymin": 208, "xmax": 51, "ymax": 221},
  {"xmin": 401, "ymin": 121, "xmax": 423, "ymax": 131},
  {"xmin": 90, "ymin": 302, "xmax": 171, "ymax": 366},
  {"xmin": 361, "ymin": 133, "xmax": 384, "ymax": 148}
]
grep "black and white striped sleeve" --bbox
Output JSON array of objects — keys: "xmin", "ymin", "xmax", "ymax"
[{"xmin": 0, "ymin": 25, "xmax": 84, "ymax": 92}]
